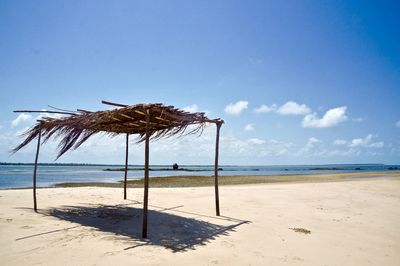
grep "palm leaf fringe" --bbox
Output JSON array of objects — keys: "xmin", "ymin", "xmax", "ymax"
[{"xmin": 12, "ymin": 103, "xmax": 223, "ymax": 159}]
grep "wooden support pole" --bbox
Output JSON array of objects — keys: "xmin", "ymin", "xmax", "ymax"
[
  {"xmin": 214, "ymin": 122, "xmax": 222, "ymax": 216},
  {"xmin": 142, "ymin": 110, "xmax": 150, "ymax": 238},
  {"xmin": 124, "ymin": 133, "xmax": 129, "ymax": 200},
  {"xmin": 13, "ymin": 110, "xmax": 77, "ymax": 116},
  {"xmin": 33, "ymin": 131, "xmax": 41, "ymax": 212}
]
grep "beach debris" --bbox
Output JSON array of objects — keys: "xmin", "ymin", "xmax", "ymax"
[{"xmin": 289, "ymin": 227, "xmax": 311, "ymax": 234}]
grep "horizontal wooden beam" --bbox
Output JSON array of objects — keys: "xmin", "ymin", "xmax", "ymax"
[
  {"xmin": 48, "ymin": 105, "xmax": 76, "ymax": 113},
  {"xmin": 77, "ymin": 109, "xmax": 92, "ymax": 113},
  {"xmin": 101, "ymin": 100, "xmax": 128, "ymax": 107},
  {"xmin": 13, "ymin": 110, "xmax": 77, "ymax": 116}
]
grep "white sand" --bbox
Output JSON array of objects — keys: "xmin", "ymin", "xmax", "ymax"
[{"xmin": 1, "ymin": 177, "xmax": 400, "ymax": 265}]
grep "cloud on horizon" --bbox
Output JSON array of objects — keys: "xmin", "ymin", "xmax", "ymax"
[
  {"xmin": 1, "ymin": 103, "xmax": 395, "ymax": 165},
  {"xmin": 1, "ymin": 124, "xmax": 394, "ymax": 164},
  {"xmin": 349, "ymin": 134, "xmax": 384, "ymax": 148},
  {"xmin": 248, "ymin": 138, "xmax": 265, "ymax": 145},
  {"xmin": 333, "ymin": 139, "xmax": 347, "ymax": 145}
]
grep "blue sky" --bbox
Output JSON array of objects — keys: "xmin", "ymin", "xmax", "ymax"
[{"xmin": 1, "ymin": 0, "xmax": 399, "ymax": 165}]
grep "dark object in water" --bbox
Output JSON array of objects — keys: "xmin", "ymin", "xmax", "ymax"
[
  {"xmin": 173, "ymin": 163, "xmax": 179, "ymax": 170},
  {"xmin": 309, "ymin": 167, "xmax": 339, "ymax": 170},
  {"xmin": 355, "ymin": 167, "xmax": 361, "ymax": 170},
  {"xmin": 218, "ymin": 168, "xmax": 223, "ymax": 171},
  {"xmin": 388, "ymin": 167, "xmax": 400, "ymax": 170},
  {"xmin": 104, "ymin": 168, "xmax": 142, "ymax": 171},
  {"xmin": 104, "ymin": 167, "xmax": 212, "ymax": 172}
]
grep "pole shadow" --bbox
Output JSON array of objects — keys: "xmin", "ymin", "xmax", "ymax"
[{"xmin": 42, "ymin": 204, "xmax": 249, "ymax": 252}]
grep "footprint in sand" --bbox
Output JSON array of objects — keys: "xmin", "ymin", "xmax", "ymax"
[
  {"xmin": 292, "ymin": 256, "xmax": 304, "ymax": 261},
  {"xmin": 21, "ymin": 225, "xmax": 33, "ymax": 229},
  {"xmin": 254, "ymin": 251, "xmax": 265, "ymax": 258},
  {"xmin": 221, "ymin": 240, "xmax": 234, "ymax": 248},
  {"xmin": 103, "ymin": 251, "xmax": 116, "ymax": 257}
]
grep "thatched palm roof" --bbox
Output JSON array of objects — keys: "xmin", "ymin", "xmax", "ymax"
[{"xmin": 13, "ymin": 101, "xmax": 223, "ymax": 159}]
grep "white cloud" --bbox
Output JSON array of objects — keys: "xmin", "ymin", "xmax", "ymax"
[
  {"xmin": 307, "ymin": 137, "xmax": 321, "ymax": 146},
  {"xmin": 349, "ymin": 134, "xmax": 373, "ymax": 148},
  {"xmin": 182, "ymin": 104, "xmax": 198, "ymax": 113},
  {"xmin": 224, "ymin": 100, "xmax": 248, "ymax": 115},
  {"xmin": 302, "ymin": 106, "xmax": 347, "ymax": 128},
  {"xmin": 254, "ymin": 104, "xmax": 276, "ymax": 113},
  {"xmin": 396, "ymin": 120, "xmax": 400, "ymax": 128},
  {"xmin": 244, "ymin": 123, "xmax": 254, "ymax": 131},
  {"xmin": 349, "ymin": 134, "xmax": 384, "ymax": 148},
  {"xmin": 369, "ymin": 142, "xmax": 384, "ymax": 148},
  {"xmin": 303, "ymin": 137, "xmax": 321, "ymax": 150},
  {"xmin": 333, "ymin": 139, "xmax": 347, "ymax": 145},
  {"xmin": 4, "ymin": 122, "xmax": 391, "ymax": 164},
  {"xmin": 297, "ymin": 137, "xmax": 323, "ymax": 156},
  {"xmin": 11, "ymin": 113, "xmax": 32, "ymax": 127},
  {"xmin": 219, "ymin": 133, "xmax": 296, "ymax": 159},
  {"xmin": 248, "ymin": 138, "xmax": 266, "ymax": 145},
  {"xmin": 277, "ymin": 101, "xmax": 311, "ymax": 115},
  {"xmin": 35, "ymin": 109, "xmax": 65, "ymax": 120},
  {"xmin": 292, "ymin": 134, "xmax": 387, "ymax": 158}
]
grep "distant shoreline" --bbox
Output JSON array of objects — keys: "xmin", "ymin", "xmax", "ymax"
[
  {"xmin": 103, "ymin": 166, "xmax": 400, "ymax": 172},
  {"xmin": 3, "ymin": 162, "xmax": 398, "ymax": 172},
  {"xmin": 2, "ymin": 164, "xmax": 399, "ymax": 190},
  {"xmin": 103, "ymin": 167, "xmax": 223, "ymax": 172},
  {"xmin": 46, "ymin": 171, "xmax": 400, "ymax": 189},
  {"xmin": 0, "ymin": 162, "xmax": 391, "ymax": 167}
]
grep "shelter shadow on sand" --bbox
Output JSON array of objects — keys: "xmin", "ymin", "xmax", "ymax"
[{"xmin": 44, "ymin": 204, "xmax": 248, "ymax": 252}]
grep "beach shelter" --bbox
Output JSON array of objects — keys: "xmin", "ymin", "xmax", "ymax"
[{"xmin": 13, "ymin": 101, "xmax": 224, "ymax": 238}]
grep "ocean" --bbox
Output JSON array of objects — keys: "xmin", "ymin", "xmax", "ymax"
[{"xmin": 0, "ymin": 164, "xmax": 399, "ymax": 189}]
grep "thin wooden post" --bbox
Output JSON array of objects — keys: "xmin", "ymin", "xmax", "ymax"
[
  {"xmin": 33, "ymin": 131, "xmax": 41, "ymax": 212},
  {"xmin": 142, "ymin": 110, "xmax": 150, "ymax": 238},
  {"xmin": 124, "ymin": 133, "xmax": 129, "ymax": 200},
  {"xmin": 214, "ymin": 122, "xmax": 222, "ymax": 216}
]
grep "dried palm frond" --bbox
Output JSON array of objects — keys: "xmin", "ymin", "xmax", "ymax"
[{"xmin": 12, "ymin": 102, "xmax": 223, "ymax": 159}]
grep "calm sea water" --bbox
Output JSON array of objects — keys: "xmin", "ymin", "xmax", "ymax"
[{"xmin": 0, "ymin": 164, "xmax": 399, "ymax": 189}]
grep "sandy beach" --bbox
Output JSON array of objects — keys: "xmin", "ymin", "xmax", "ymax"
[{"xmin": 1, "ymin": 173, "xmax": 400, "ymax": 265}]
